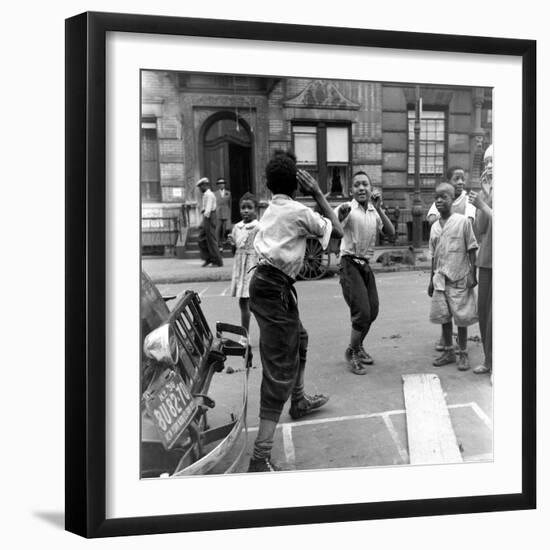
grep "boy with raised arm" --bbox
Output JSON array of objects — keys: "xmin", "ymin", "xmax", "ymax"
[{"xmin": 247, "ymin": 150, "xmax": 343, "ymax": 473}]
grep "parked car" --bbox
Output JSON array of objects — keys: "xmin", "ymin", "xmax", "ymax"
[{"xmin": 140, "ymin": 271, "xmax": 250, "ymax": 477}]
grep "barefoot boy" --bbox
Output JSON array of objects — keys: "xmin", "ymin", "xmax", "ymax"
[{"xmin": 428, "ymin": 183, "xmax": 478, "ymax": 370}]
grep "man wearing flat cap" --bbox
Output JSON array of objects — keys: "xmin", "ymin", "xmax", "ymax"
[{"xmin": 196, "ymin": 177, "xmax": 223, "ymax": 267}]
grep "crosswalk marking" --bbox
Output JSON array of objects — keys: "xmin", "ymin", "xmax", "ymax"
[
  {"xmin": 247, "ymin": 402, "xmax": 491, "ymax": 465},
  {"xmin": 467, "ymin": 401, "xmax": 493, "ymax": 431},
  {"xmin": 198, "ymin": 287, "xmax": 209, "ymax": 298},
  {"xmin": 382, "ymin": 413, "xmax": 409, "ymax": 463},
  {"xmin": 282, "ymin": 424, "xmax": 296, "ymax": 468}
]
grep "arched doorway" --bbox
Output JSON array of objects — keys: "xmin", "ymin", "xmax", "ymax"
[{"xmin": 201, "ymin": 113, "xmax": 253, "ymax": 223}]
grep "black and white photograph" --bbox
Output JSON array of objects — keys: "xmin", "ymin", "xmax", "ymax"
[
  {"xmin": 2, "ymin": 0, "xmax": 543, "ymax": 546},
  {"xmin": 59, "ymin": 8, "xmax": 536, "ymax": 540},
  {"xmin": 139, "ymin": 71, "xmax": 495, "ymax": 478}
]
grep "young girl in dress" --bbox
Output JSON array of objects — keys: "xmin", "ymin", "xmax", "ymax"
[{"xmin": 229, "ymin": 192, "xmax": 259, "ymax": 338}]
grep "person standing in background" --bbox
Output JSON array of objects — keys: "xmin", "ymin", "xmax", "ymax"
[
  {"xmin": 196, "ymin": 177, "xmax": 223, "ymax": 268},
  {"xmin": 215, "ymin": 177, "xmax": 232, "ymax": 251},
  {"xmin": 426, "ymin": 166, "xmax": 476, "ymax": 352},
  {"xmin": 469, "ymin": 145, "xmax": 493, "ymax": 378},
  {"xmin": 428, "ymin": 183, "xmax": 478, "ymax": 371},
  {"xmin": 228, "ymin": 192, "xmax": 260, "ymax": 342}
]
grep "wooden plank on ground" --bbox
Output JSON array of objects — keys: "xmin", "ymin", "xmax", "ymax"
[{"xmin": 402, "ymin": 373, "xmax": 463, "ymax": 465}]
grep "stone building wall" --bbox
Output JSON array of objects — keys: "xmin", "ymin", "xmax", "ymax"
[{"xmin": 141, "ymin": 72, "xmax": 492, "ymax": 251}]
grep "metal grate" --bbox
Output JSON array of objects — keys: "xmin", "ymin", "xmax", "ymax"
[
  {"xmin": 168, "ymin": 291, "xmax": 213, "ymax": 393},
  {"xmin": 141, "ymin": 217, "xmax": 180, "ymax": 248}
]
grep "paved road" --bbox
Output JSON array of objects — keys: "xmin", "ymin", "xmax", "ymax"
[{"xmin": 158, "ymin": 271, "xmax": 493, "ymax": 472}]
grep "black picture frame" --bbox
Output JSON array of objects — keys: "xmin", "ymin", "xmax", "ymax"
[{"xmin": 65, "ymin": 11, "xmax": 536, "ymax": 538}]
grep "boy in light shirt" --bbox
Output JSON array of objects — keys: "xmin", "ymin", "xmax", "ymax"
[
  {"xmin": 334, "ymin": 171, "xmax": 395, "ymax": 375},
  {"xmin": 247, "ymin": 150, "xmax": 343, "ymax": 473},
  {"xmin": 427, "ymin": 166, "xmax": 475, "ymax": 352},
  {"xmin": 426, "ymin": 166, "xmax": 476, "ymax": 224},
  {"xmin": 428, "ymin": 183, "xmax": 478, "ymax": 371}
]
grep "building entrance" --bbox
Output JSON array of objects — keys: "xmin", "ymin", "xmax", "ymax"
[{"xmin": 202, "ymin": 114, "xmax": 253, "ymax": 223}]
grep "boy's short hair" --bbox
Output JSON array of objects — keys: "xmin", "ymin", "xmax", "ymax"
[
  {"xmin": 352, "ymin": 171, "xmax": 372, "ymax": 186},
  {"xmin": 435, "ymin": 182, "xmax": 455, "ymax": 197},
  {"xmin": 265, "ymin": 149, "xmax": 297, "ymax": 195},
  {"xmin": 445, "ymin": 166, "xmax": 464, "ymax": 181},
  {"xmin": 239, "ymin": 191, "xmax": 258, "ymax": 207}
]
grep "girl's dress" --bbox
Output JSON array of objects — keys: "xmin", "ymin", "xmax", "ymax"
[{"xmin": 230, "ymin": 219, "xmax": 260, "ymax": 298}]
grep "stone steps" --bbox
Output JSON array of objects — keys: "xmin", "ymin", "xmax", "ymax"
[{"xmin": 179, "ymin": 228, "xmax": 233, "ymax": 259}]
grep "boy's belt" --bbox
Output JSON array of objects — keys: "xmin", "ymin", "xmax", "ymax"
[
  {"xmin": 343, "ymin": 254, "xmax": 369, "ymax": 266},
  {"xmin": 255, "ymin": 263, "xmax": 294, "ymax": 283}
]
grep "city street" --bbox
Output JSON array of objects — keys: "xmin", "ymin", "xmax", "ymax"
[{"xmin": 158, "ymin": 271, "xmax": 493, "ymax": 473}]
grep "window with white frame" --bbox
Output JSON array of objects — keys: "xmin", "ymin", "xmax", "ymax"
[
  {"xmin": 292, "ymin": 122, "xmax": 350, "ymax": 196},
  {"xmin": 407, "ymin": 110, "xmax": 446, "ymax": 186}
]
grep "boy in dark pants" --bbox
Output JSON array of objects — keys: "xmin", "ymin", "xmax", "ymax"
[
  {"xmin": 248, "ymin": 150, "xmax": 343, "ymax": 473},
  {"xmin": 469, "ymin": 144, "xmax": 493, "ymax": 378},
  {"xmin": 335, "ymin": 171, "xmax": 395, "ymax": 375},
  {"xmin": 196, "ymin": 177, "xmax": 223, "ymax": 267}
]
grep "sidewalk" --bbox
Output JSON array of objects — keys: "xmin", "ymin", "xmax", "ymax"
[{"xmin": 143, "ymin": 247, "xmax": 432, "ymax": 284}]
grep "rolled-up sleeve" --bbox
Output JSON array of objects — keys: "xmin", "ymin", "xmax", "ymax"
[
  {"xmin": 300, "ymin": 209, "xmax": 332, "ymax": 250},
  {"xmin": 464, "ymin": 218, "xmax": 478, "ymax": 251}
]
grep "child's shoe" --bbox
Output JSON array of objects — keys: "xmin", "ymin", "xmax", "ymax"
[
  {"xmin": 289, "ymin": 393, "xmax": 329, "ymax": 419},
  {"xmin": 358, "ymin": 346, "xmax": 374, "ymax": 365},
  {"xmin": 457, "ymin": 350, "xmax": 470, "ymax": 371},
  {"xmin": 433, "ymin": 347, "xmax": 456, "ymax": 367},
  {"xmin": 345, "ymin": 347, "xmax": 368, "ymax": 375},
  {"xmin": 473, "ymin": 364, "xmax": 491, "ymax": 375},
  {"xmin": 247, "ymin": 456, "xmax": 280, "ymax": 472}
]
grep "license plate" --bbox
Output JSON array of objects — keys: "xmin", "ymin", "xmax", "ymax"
[{"xmin": 145, "ymin": 369, "xmax": 197, "ymax": 450}]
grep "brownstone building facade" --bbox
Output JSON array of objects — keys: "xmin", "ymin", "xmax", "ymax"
[{"xmin": 141, "ymin": 71, "xmax": 492, "ymax": 253}]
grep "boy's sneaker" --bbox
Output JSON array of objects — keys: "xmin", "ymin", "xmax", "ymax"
[
  {"xmin": 345, "ymin": 348, "xmax": 368, "ymax": 375},
  {"xmin": 247, "ymin": 456, "xmax": 280, "ymax": 473},
  {"xmin": 289, "ymin": 393, "xmax": 329, "ymax": 419},
  {"xmin": 457, "ymin": 350, "xmax": 470, "ymax": 371},
  {"xmin": 358, "ymin": 347, "xmax": 374, "ymax": 365},
  {"xmin": 433, "ymin": 347, "xmax": 456, "ymax": 367}
]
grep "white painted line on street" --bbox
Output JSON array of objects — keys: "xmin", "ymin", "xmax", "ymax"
[
  {"xmin": 468, "ymin": 402, "xmax": 493, "ymax": 431},
  {"xmin": 284, "ymin": 409, "xmax": 406, "ymax": 428},
  {"xmin": 198, "ymin": 287, "xmax": 209, "ymax": 297},
  {"xmin": 382, "ymin": 413, "xmax": 409, "ymax": 463},
  {"xmin": 247, "ymin": 402, "xmax": 484, "ymax": 431},
  {"xmin": 282, "ymin": 424, "xmax": 296, "ymax": 468},
  {"xmin": 221, "ymin": 285, "xmax": 231, "ymax": 296}
]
